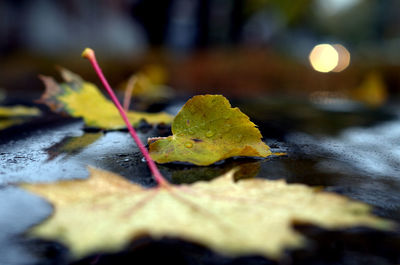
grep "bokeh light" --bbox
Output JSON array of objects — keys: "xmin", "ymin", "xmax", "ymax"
[
  {"xmin": 332, "ymin": 44, "xmax": 351, "ymax": 72},
  {"xmin": 309, "ymin": 44, "xmax": 339, "ymax": 73},
  {"xmin": 309, "ymin": 43, "xmax": 350, "ymax": 73}
]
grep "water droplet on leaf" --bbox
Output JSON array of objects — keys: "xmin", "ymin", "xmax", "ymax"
[
  {"xmin": 235, "ymin": 134, "xmax": 243, "ymax": 142},
  {"xmin": 206, "ymin": 130, "xmax": 214, "ymax": 138},
  {"xmin": 223, "ymin": 124, "xmax": 231, "ymax": 132},
  {"xmin": 185, "ymin": 142, "xmax": 193, "ymax": 148}
]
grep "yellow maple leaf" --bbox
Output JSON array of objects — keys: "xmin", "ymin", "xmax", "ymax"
[
  {"xmin": 149, "ymin": 95, "xmax": 273, "ymax": 165},
  {"xmin": 21, "ymin": 167, "xmax": 392, "ymax": 260},
  {"xmin": 38, "ymin": 69, "xmax": 173, "ymax": 130}
]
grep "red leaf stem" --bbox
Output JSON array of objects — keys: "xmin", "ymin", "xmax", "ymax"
[{"xmin": 82, "ymin": 48, "xmax": 168, "ymax": 187}]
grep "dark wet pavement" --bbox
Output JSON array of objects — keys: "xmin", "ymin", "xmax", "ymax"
[{"xmin": 1, "ymin": 99, "xmax": 400, "ymax": 265}]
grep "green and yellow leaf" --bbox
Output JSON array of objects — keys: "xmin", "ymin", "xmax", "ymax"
[
  {"xmin": 38, "ymin": 69, "xmax": 173, "ymax": 129},
  {"xmin": 149, "ymin": 95, "xmax": 272, "ymax": 165},
  {"xmin": 22, "ymin": 168, "xmax": 392, "ymax": 260}
]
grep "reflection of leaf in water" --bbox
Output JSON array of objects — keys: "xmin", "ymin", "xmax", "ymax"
[
  {"xmin": 22, "ymin": 168, "xmax": 392, "ymax": 260},
  {"xmin": 169, "ymin": 160, "xmax": 261, "ymax": 184},
  {"xmin": 45, "ymin": 132, "xmax": 102, "ymax": 160},
  {"xmin": 233, "ymin": 161, "xmax": 262, "ymax": 181},
  {"xmin": 0, "ymin": 118, "xmax": 25, "ymax": 130}
]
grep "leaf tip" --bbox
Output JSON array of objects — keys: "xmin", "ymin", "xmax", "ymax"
[{"xmin": 36, "ymin": 75, "xmax": 63, "ymax": 108}]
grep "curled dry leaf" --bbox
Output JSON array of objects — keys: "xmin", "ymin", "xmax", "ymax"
[
  {"xmin": 21, "ymin": 167, "xmax": 392, "ymax": 260},
  {"xmin": 38, "ymin": 68, "xmax": 173, "ymax": 130},
  {"xmin": 149, "ymin": 95, "xmax": 273, "ymax": 165}
]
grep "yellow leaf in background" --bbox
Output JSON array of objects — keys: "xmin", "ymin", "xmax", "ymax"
[
  {"xmin": 38, "ymin": 69, "xmax": 173, "ymax": 130},
  {"xmin": 143, "ymin": 64, "xmax": 168, "ymax": 85},
  {"xmin": 120, "ymin": 64, "xmax": 173, "ymax": 111},
  {"xmin": 0, "ymin": 105, "xmax": 40, "ymax": 117},
  {"xmin": 149, "ymin": 95, "xmax": 272, "ymax": 165},
  {"xmin": 21, "ymin": 168, "xmax": 391, "ymax": 260},
  {"xmin": 0, "ymin": 105, "xmax": 41, "ymax": 130},
  {"xmin": 351, "ymin": 71, "xmax": 387, "ymax": 107},
  {"xmin": 122, "ymin": 72, "xmax": 173, "ymax": 103}
]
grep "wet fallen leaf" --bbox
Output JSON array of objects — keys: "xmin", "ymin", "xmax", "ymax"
[
  {"xmin": 38, "ymin": 69, "xmax": 173, "ymax": 129},
  {"xmin": 0, "ymin": 105, "xmax": 41, "ymax": 130},
  {"xmin": 149, "ymin": 95, "xmax": 272, "ymax": 165},
  {"xmin": 22, "ymin": 167, "xmax": 391, "ymax": 260},
  {"xmin": 0, "ymin": 105, "xmax": 40, "ymax": 117}
]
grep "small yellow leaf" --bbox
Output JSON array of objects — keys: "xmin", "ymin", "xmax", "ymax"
[
  {"xmin": 38, "ymin": 69, "xmax": 173, "ymax": 130},
  {"xmin": 122, "ymin": 66, "xmax": 173, "ymax": 103},
  {"xmin": 149, "ymin": 95, "xmax": 272, "ymax": 165},
  {"xmin": 0, "ymin": 105, "xmax": 40, "ymax": 117},
  {"xmin": 0, "ymin": 105, "xmax": 41, "ymax": 130},
  {"xmin": 21, "ymin": 168, "xmax": 392, "ymax": 260},
  {"xmin": 351, "ymin": 71, "xmax": 387, "ymax": 107}
]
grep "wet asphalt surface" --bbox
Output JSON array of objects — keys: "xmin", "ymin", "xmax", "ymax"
[{"xmin": 1, "ymin": 99, "xmax": 400, "ymax": 265}]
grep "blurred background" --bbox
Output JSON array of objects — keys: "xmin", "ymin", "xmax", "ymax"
[
  {"xmin": 1, "ymin": 0, "xmax": 400, "ymax": 104},
  {"xmin": 2, "ymin": 3, "xmax": 400, "ymax": 265}
]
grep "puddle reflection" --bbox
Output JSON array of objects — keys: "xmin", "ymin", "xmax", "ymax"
[
  {"xmin": 163, "ymin": 160, "xmax": 261, "ymax": 185},
  {"xmin": 45, "ymin": 132, "xmax": 103, "ymax": 160}
]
